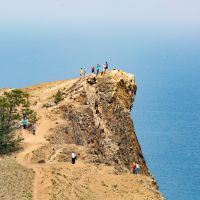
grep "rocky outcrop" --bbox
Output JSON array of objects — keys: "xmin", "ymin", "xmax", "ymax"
[
  {"xmin": 48, "ymin": 70, "xmax": 149, "ymax": 175},
  {"xmin": 2, "ymin": 69, "xmax": 165, "ymax": 200}
]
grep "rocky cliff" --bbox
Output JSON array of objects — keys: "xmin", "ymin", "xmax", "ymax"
[
  {"xmin": 0, "ymin": 70, "xmax": 164, "ymax": 200},
  {"xmin": 48, "ymin": 70, "xmax": 148, "ymax": 174}
]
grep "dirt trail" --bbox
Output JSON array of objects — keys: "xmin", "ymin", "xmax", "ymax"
[
  {"xmin": 15, "ymin": 80, "xmax": 78, "ymax": 200},
  {"xmin": 17, "ymin": 110, "xmax": 49, "ymax": 160},
  {"xmin": 16, "ymin": 109, "xmax": 55, "ymax": 200}
]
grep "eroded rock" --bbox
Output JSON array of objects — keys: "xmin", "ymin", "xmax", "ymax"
[{"xmin": 48, "ymin": 70, "xmax": 148, "ymax": 175}]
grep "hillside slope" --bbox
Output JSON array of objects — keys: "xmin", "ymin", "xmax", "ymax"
[{"xmin": 0, "ymin": 70, "xmax": 164, "ymax": 200}]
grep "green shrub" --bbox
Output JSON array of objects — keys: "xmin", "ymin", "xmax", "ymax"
[
  {"xmin": 0, "ymin": 89, "xmax": 36, "ymax": 154},
  {"xmin": 54, "ymin": 90, "xmax": 63, "ymax": 105}
]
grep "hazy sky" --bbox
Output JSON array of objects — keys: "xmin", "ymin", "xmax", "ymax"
[
  {"xmin": 0, "ymin": 0, "xmax": 199, "ymax": 88},
  {"xmin": 0, "ymin": 0, "xmax": 199, "ymax": 30}
]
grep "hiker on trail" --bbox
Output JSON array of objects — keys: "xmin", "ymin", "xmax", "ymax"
[
  {"xmin": 71, "ymin": 152, "xmax": 77, "ymax": 164},
  {"xmin": 22, "ymin": 118, "xmax": 27, "ymax": 129},
  {"xmin": 80, "ymin": 68, "xmax": 84, "ymax": 78},
  {"xmin": 96, "ymin": 64, "xmax": 101, "ymax": 75},
  {"xmin": 91, "ymin": 66, "xmax": 95, "ymax": 74},
  {"xmin": 32, "ymin": 124, "xmax": 36, "ymax": 135}
]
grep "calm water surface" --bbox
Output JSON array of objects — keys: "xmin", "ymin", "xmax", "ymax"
[{"xmin": 132, "ymin": 64, "xmax": 200, "ymax": 200}]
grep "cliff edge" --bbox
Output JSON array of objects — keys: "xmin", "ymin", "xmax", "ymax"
[
  {"xmin": 0, "ymin": 70, "xmax": 164, "ymax": 200},
  {"xmin": 47, "ymin": 70, "xmax": 148, "ymax": 174}
]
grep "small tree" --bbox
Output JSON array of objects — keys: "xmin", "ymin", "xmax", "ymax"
[
  {"xmin": 54, "ymin": 90, "xmax": 63, "ymax": 105},
  {"xmin": 0, "ymin": 89, "xmax": 36, "ymax": 154}
]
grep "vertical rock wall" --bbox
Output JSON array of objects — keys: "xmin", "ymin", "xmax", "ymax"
[{"xmin": 52, "ymin": 70, "xmax": 149, "ymax": 175}]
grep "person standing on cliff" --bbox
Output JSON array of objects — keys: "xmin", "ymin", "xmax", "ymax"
[
  {"xmin": 96, "ymin": 64, "xmax": 100, "ymax": 75},
  {"xmin": 91, "ymin": 66, "xmax": 95, "ymax": 74},
  {"xmin": 80, "ymin": 68, "xmax": 84, "ymax": 78},
  {"xmin": 102, "ymin": 64, "xmax": 106, "ymax": 73},
  {"xmin": 71, "ymin": 152, "xmax": 77, "ymax": 164},
  {"xmin": 105, "ymin": 61, "xmax": 108, "ymax": 71}
]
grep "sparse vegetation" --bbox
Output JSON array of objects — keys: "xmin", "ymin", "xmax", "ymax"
[
  {"xmin": 54, "ymin": 90, "xmax": 63, "ymax": 105},
  {"xmin": 0, "ymin": 89, "xmax": 36, "ymax": 154},
  {"xmin": 0, "ymin": 158, "xmax": 34, "ymax": 200}
]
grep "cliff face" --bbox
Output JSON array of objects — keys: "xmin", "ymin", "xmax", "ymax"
[
  {"xmin": 48, "ymin": 70, "xmax": 148, "ymax": 174},
  {"xmin": 0, "ymin": 70, "xmax": 164, "ymax": 200}
]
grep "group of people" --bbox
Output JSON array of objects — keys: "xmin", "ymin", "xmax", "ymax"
[
  {"xmin": 71, "ymin": 152, "xmax": 140, "ymax": 175},
  {"xmin": 80, "ymin": 61, "xmax": 109, "ymax": 78}
]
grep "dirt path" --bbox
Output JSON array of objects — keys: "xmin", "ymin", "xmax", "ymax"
[
  {"xmin": 16, "ymin": 109, "xmax": 55, "ymax": 200},
  {"xmin": 32, "ymin": 168, "xmax": 40, "ymax": 200},
  {"xmin": 15, "ymin": 80, "xmax": 78, "ymax": 200}
]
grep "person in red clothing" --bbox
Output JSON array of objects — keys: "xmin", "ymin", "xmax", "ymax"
[
  {"xmin": 131, "ymin": 162, "xmax": 141, "ymax": 174},
  {"xmin": 131, "ymin": 162, "xmax": 137, "ymax": 174}
]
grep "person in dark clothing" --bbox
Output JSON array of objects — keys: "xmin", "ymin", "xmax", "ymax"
[
  {"xmin": 32, "ymin": 124, "xmax": 36, "ymax": 135},
  {"xmin": 91, "ymin": 66, "xmax": 95, "ymax": 74},
  {"xmin": 22, "ymin": 118, "xmax": 27, "ymax": 129},
  {"xmin": 71, "ymin": 152, "xmax": 77, "ymax": 164},
  {"xmin": 105, "ymin": 61, "xmax": 108, "ymax": 71}
]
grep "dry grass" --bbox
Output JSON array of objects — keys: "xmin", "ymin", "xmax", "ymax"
[
  {"xmin": 36, "ymin": 162, "xmax": 163, "ymax": 200},
  {"xmin": 0, "ymin": 157, "xmax": 34, "ymax": 200}
]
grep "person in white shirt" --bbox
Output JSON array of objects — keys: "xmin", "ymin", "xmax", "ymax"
[
  {"xmin": 71, "ymin": 152, "xmax": 77, "ymax": 164},
  {"xmin": 102, "ymin": 64, "xmax": 106, "ymax": 72}
]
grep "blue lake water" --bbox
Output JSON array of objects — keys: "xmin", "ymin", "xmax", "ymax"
[
  {"xmin": 0, "ymin": 27, "xmax": 200, "ymax": 199},
  {"xmin": 132, "ymin": 59, "xmax": 200, "ymax": 199}
]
